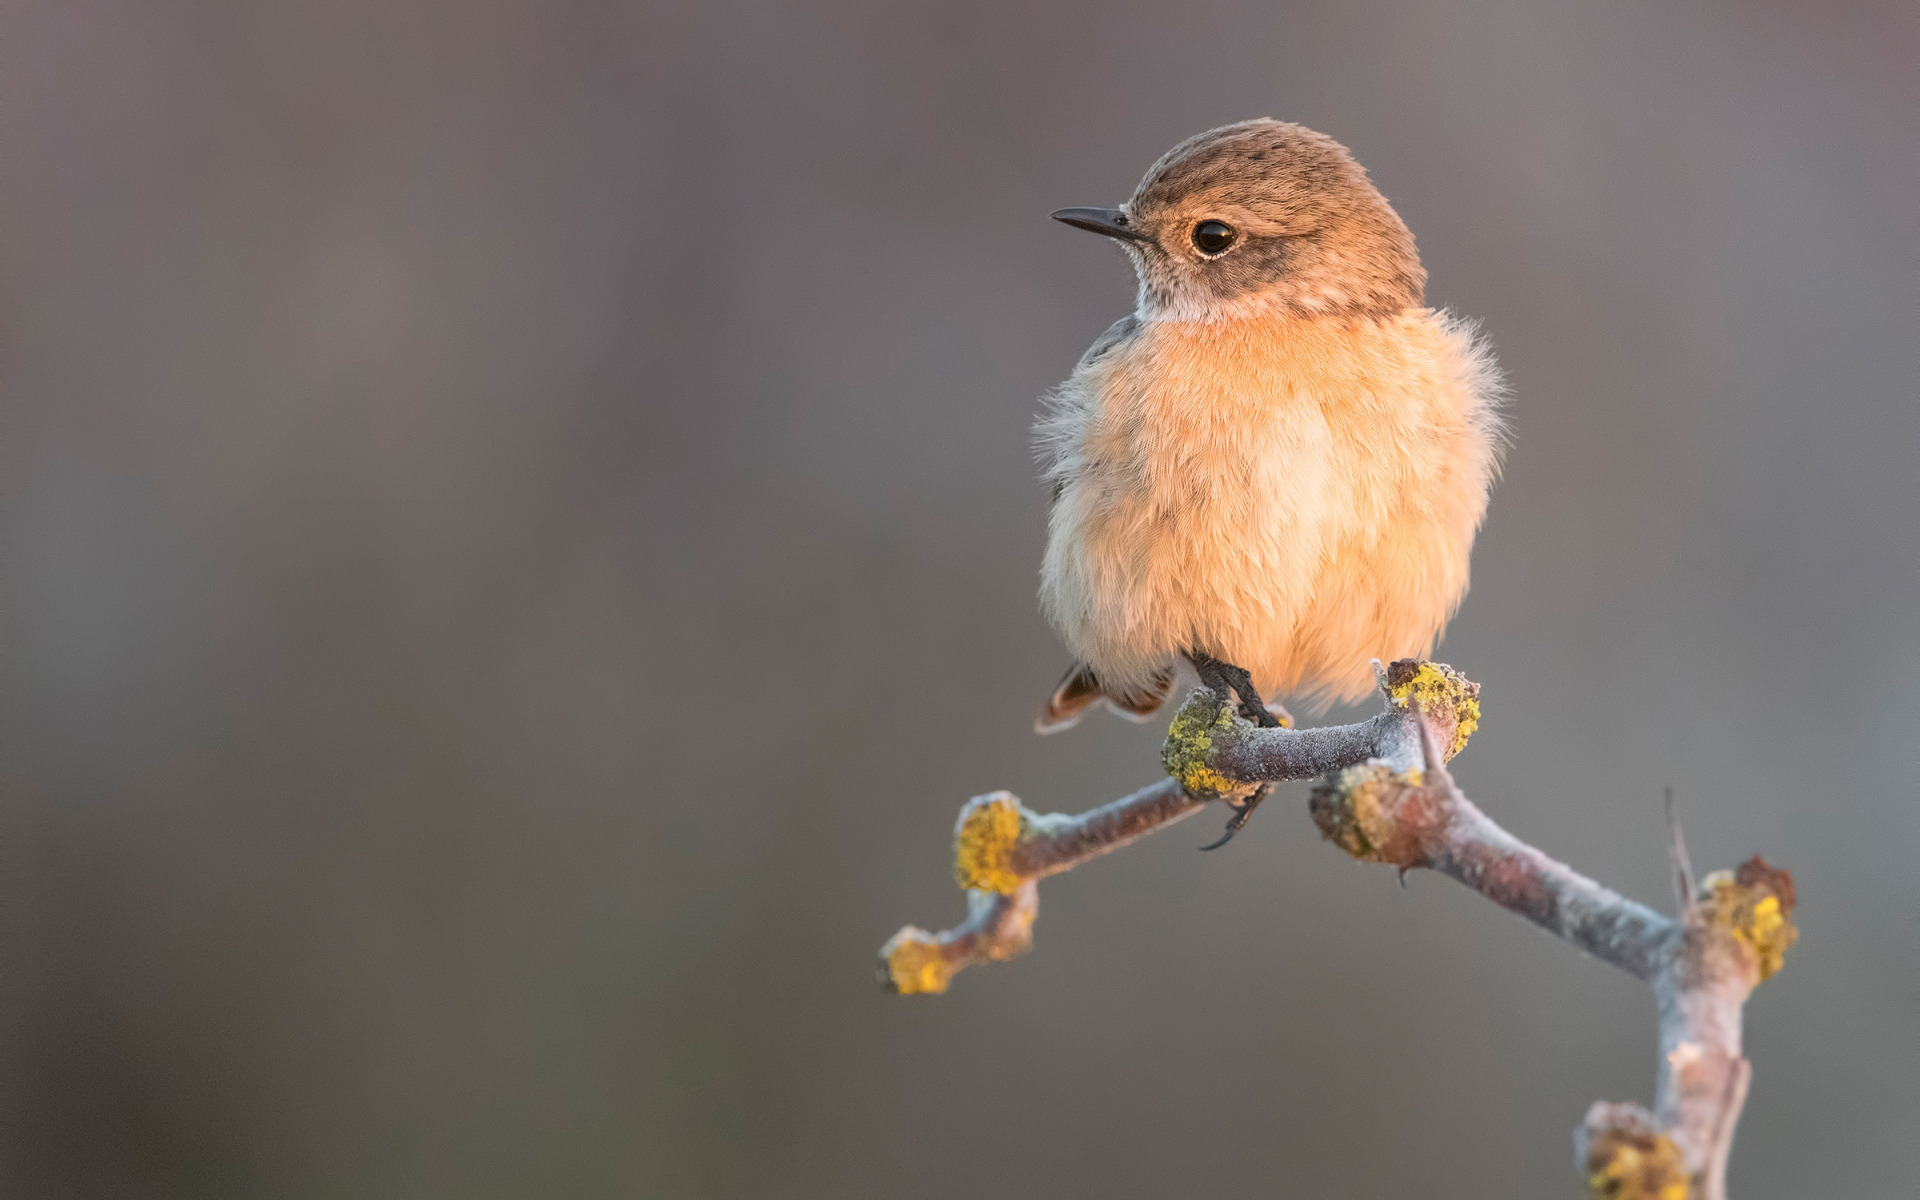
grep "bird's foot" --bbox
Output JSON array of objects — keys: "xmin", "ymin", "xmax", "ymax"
[
  {"xmin": 1187, "ymin": 652, "xmax": 1281, "ymax": 728},
  {"xmin": 1185, "ymin": 652, "xmax": 1282, "ymax": 848}
]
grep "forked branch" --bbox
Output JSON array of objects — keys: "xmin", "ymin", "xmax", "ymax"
[{"xmin": 876, "ymin": 661, "xmax": 1797, "ymax": 1200}]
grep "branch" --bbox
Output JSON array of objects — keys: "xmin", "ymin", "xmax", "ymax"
[
  {"xmin": 876, "ymin": 660, "xmax": 1797, "ymax": 1200},
  {"xmin": 1310, "ymin": 715, "xmax": 1672, "ymax": 979}
]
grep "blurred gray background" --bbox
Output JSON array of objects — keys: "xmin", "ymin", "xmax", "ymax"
[{"xmin": 2, "ymin": 1, "xmax": 1915, "ymax": 1196}]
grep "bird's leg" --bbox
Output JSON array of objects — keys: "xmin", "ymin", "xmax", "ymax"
[
  {"xmin": 1187, "ymin": 652, "xmax": 1280, "ymax": 728},
  {"xmin": 1185, "ymin": 651, "xmax": 1281, "ymax": 849}
]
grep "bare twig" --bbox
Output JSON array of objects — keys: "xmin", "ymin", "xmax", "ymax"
[
  {"xmin": 878, "ymin": 660, "xmax": 1797, "ymax": 1199},
  {"xmin": 1667, "ymin": 786, "xmax": 1697, "ymax": 916},
  {"xmin": 877, "ymin": 882, "xmax": 1038, "ymax": 998}
]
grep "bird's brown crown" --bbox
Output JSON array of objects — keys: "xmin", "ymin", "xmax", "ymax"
[{"xmin": 1120, "ymin": 119, "xmax": 1425, "ymax": 321}]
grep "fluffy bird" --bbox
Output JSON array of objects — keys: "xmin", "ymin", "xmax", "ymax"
[{"xmin": 1034, "ymin": 120, "xmax": 1503, "ymax": 803}]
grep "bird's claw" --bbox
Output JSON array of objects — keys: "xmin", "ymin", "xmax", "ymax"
[{"xmin": 1198, "ymin": 783, "xmax": 1271, "ymax": 851}]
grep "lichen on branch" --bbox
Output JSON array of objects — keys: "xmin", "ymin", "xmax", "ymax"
[
  {"xmin": 1581, "ymin": 1103, "xmax": 1691, "ymax": 1200},
  {"xmin": 1382, "ymin": 659, "xmax": 1480, "ymax": 757},
  {"xmin": 1701, "ymin": 856, "xmax": 1798, "ymax": 983},
  {"xmin": 1160, "ymin": 694, "xmax": 1250, "ymax": 800},
  {"xmin": 954, "ymin": 792, "xmax": 1028, "ymax": 894}
]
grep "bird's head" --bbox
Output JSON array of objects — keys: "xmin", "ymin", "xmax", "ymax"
[{"xmin": 1053, "ymin": 119, "xmax": 1425, "ymax": 322}]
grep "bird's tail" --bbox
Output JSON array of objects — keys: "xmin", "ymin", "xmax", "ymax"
[{"xmin": 1034, "ymin": 662, "xmax": 1174, "ymax": 734}]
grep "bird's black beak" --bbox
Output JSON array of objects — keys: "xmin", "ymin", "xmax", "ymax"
[{"xmin": 1050, "ymin": 207, "xmax": 1151, "ymax": 244}]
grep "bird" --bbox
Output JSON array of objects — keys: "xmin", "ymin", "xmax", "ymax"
[{"xmin": 1032, "ymin": 119, "xmax": 1504, "ymax": 841}]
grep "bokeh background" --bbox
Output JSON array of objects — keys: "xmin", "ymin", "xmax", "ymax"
[{"xmin": 3, "ymin": 1, "xmax": 1916, "ymax": 1196}]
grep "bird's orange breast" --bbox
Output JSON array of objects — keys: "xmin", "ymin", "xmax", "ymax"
[{"xmin": 1040, "ymin": 308, "xmax": 1501, "ymax": 705}]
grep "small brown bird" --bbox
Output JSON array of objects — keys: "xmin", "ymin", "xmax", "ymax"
[{"xmin": 1034, "ymin": 119, "xmax": 1503, "ymax": 837}]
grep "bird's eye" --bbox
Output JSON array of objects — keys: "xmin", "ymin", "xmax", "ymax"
[{"xmin": 1191, "ymin": 220, "xmax": 1237, "ymax": 256}]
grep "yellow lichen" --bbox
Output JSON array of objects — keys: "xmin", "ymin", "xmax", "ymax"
[
  {"xmin": 1585, "ymin": 1128, "xmax": 1689, "ymax": 1200},
  {"xmin": 954, "ymin": 793, "xmax": 1028, "ymax": 895},
  {"xmin": 1160, "ymin": 692, "xmax": 1243, "ymax": 798},
  {"xmin": 1384, "ymin": 660, "xmax": 1480, "ymax": 759},
  {"xmin": 1309, "ymin": 761, "xmax": 1423, "ymax": 863},
  {"xmin": 879, "ymin": 929, "xmax": 952, "ymax": 995},
  {"xmin": 1700, "ymin": 858, "xmax": 1799, "ymax": 982}
]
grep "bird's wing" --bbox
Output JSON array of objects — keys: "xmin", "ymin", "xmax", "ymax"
[
  {"xmin": 1044, "ymin": 314, "xmax": 1141, "ymax": 503},
  {"xmin": 1075, "ymin": 313, "xmax": 1140, "ymax": 371}
]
